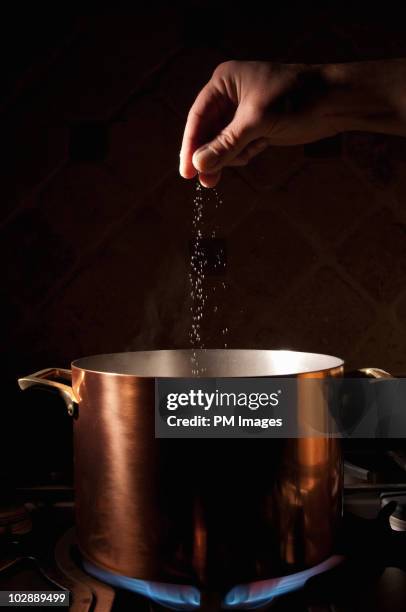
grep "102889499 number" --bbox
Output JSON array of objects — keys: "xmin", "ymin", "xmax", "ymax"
[{"xmin": 0, "ymin": 591, "xmax": 69, "ymax": 607}]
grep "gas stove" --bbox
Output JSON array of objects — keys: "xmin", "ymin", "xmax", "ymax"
[{"xmin": 1, "ymin": 448, "xmax": 406, "ymax": 611}]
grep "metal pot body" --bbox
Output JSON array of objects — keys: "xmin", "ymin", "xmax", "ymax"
[{"xmin": 19, "ymin": 349, "xmax": 344, "ymax": 590}]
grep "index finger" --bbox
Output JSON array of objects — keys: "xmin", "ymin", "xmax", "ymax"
[{"xmin": 179, "ymin": 81, "xmax": 226, "ymax": 179}]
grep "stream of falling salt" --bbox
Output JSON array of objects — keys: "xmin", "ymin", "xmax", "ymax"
[
  {"xmin": 189, "ymin": 182, "xmax": 228, "ymax": 375},
  {"xmin": 189, "ymin": 182, "xmax": 205, "ymax": 375}
]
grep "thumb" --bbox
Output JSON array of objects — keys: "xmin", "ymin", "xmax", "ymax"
[{"xmin": 192, "ymin": 108, "xmax": 260, "ymax": 174}]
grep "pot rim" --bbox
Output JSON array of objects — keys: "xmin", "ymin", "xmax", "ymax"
[{"xmin": 71, "ymin": 349, "xmax": 344, "ymax": 378}]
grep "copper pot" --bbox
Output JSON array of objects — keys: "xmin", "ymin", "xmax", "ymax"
[{"xmin": 17, "ymin": 349, "xmax": 389, "ymax": 592}]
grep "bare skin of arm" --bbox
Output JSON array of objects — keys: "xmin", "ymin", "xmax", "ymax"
[{"xmin": 179, "ymin": 59, "xmax": 406, "ymax": 187}]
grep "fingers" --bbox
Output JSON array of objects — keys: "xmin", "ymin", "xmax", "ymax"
[
  {"xmin": 193, "ymin": 136, "xmax": 269, "ymax": 188},
  {"xmin": 191, "ymin": 105, "xmax": 262, "ymax": 174},
  {"xmin": 198, "ymin": 171, "xmax": 222, "ymax": 188},
  {"xmin": 179, "ymin": 82, "xmax": 226, "ymax": 179},
  {"xmin": 195, "ymin": 136, "xmax": 269, "ymax": 188},
  {"xmin": 196, "ymin": 137, "xmax": 268, "ymax": 187},
  {"xmin": 180, "ymin": 61, "xmax": 269, "ymax": 186},
  {"xmin": 194, "ymin": 137, "xmax": 269, "ymax": 188}
]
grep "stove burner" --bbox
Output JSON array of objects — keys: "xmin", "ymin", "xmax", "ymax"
[
  {"xmin": 1, "ymin": 495, "xmax": 406, "ymax": 611},
  {"xmin": 83, "ymin": 553, "xmax": 344, "ymax": 610}
]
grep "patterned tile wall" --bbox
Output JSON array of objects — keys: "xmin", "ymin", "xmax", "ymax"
[{"xmin": 3, "ymin": 6, "xmax": 406, "ymax": 396}]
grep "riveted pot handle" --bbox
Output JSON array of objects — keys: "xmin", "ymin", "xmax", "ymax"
[{"xmin": 18, "ymin": 368, "xmax": 77, "ymax": 417}]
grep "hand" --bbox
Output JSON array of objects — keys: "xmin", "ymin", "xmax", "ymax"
[
  {"xmin": 179, "ymin": 60, "xmax": 340, "ymax": 187},
  {"xmin": 179, "ymin": 59, "xmax": 404, "ymax": 187}
]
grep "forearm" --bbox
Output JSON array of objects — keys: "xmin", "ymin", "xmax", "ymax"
[{"xmin": 319, "ymin": 59, "xmax": 406, "ymax": 136}]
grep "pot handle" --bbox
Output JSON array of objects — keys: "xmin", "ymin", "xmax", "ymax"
[
  {"xmin": 346, "ymin": 367, "xmax": 393, "ymax": 380},
  {"xmin": 357, "ymin": 368, "xmax": 393, "ymax": 379},
  {"xmin": 340, "ymin": 367, "xmax": 394, "ymax": 439},
  {"xmin": 18, "ymin": 368, "xmax": 77, "ymax": 417}
]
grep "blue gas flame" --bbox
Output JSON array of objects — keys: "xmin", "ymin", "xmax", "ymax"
[
  {"xmin": 83, "ymin": 555, "xmax": 343, "ymax": 610},
  {"xmin": 82, "ymin": 560, "xmax": 200, "ymax": 610},
  {"xmin": 223, "ymin": 555, "xmax": 344, "ymax": 609}
]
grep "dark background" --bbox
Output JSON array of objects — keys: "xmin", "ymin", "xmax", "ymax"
[{"xmin": 2, "ymin": 3, "xmax": 406, "ymax": 487}]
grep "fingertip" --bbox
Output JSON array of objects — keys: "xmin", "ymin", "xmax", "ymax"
[
  {"xmin": 192, "ymin": 147, "xmax": 221, "ymax": 174},
  {"xmin": 192, "ymin": 150, "xmax": 204, "ymax": 173},
  {"xmin": 179, "ymin": 166, "xmax": 198, "ymax": 180},
  {"xmin": 179, "ymin": 157, "xmax": 198, "ymax": 179},
  {"xmin": 198, "ymin": 171, "xmax": 221, "ymax": 188}
]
